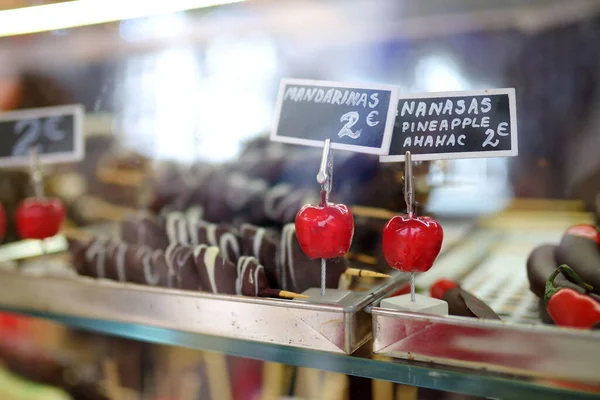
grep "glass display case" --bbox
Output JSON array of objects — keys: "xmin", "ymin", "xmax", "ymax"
[{"xmin": 0, "ymin": 0, "xmax": 598, "ymax": 399}]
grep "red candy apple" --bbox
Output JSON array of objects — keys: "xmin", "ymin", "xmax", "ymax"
[
  {"xmin": 430, "ymin": 278, "xmax": 458, "ymax": 299},
  {"xmin": 295, "ymin": 202, "xmax": 354, "ymax": 259},
  {"xmin": 16, "ymin": 197, "xmax": 66, "ymax": 240},
  {"xmin": 382, "ymin": 214, "xmax": 443, "ymax": 272}
]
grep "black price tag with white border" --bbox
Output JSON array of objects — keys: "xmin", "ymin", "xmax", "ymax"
[
  {"xmin": 0, "ymin": 104, "xmax": 84, "ymax": 167},
  {"xmin": 380, "ymin": 89, "xmax": 517, "ymax": 162},
  {"xmin": 271, "ymin": 79, "xmax": 399, "ymax": 155}
]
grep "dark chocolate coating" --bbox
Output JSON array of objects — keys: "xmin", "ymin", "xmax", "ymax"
[
  {"xmin": 240, "ymin": 224, "xmax": 279, "ymax": 288},
  {"xmin": 121, "ymin": 214, "xmax": 169, "ymax": 250},
  {"xmin": 84, "ymin": 238, "xmax": 108, "ymax": 278},
  {"xmin": 104, "ymin": 241, "xmax": 127, "ymax": 281},
  {"xmin": 165, "ymin": 243, "xmax": 198, "ymax": 290},
  {"xmin": 164, "ymin": 211, "xmax": 190, "ymax": 245},
  {"xmin": 235, "ymin": 256, "xmax": 269, "ymax": 296},
  {"xmin": 279, "ymin": 224, "xmax": 348, "ymax": 293},
  {"xmin": 68, "ymin": 238, "xmax": 89, "ymax": 276},
  {"xmin": 443, "ymin": 287, "xmax": 501, "ymax": 320},
  {"xmin": 150, "ymin": 250, "xmax": 176, "ymax": 288},
  {"xmin": 191, "ymin": 222, "xmax": 241, "ymax": 263},
  {"xmin": 556, "ymin": 232, "xmax": 600, "ymax": 290},
  {"xmin": 193, "ymin": 245, "xmax": 237, "ymax": 295},
  {"xmin": 123, "ymin": 245, "xmax": 153, "ymax": 284},
  {"xmin": 526, "ymin": 244, "xmax": 588, "ymax": 298}
]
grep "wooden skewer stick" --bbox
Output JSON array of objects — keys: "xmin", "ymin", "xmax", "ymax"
[
  {"xmin": 97, "ymin": 166, "xmax": 146, "ymax": 187},
  {"xmin": 345, "ymin": 252, "xmax": 378, "ymax": 265},
  {"xmin": 350, "ymin": 205, "xmax": 396, "ymax": 220},
  {"xmin": 277, "ymin": 290, "xmax": 309, "ymax": 299},
  {"xmin": 260, "ymin": 288, "xmax": 309, "ymax": 299},
  {"xmin": 61, "ymin": 226, "xmax": 94, "ymax": 242},
  {"xmin": 204, "ymin": 352, "xmax": 232, "ymax": 400},
  {"xmin": 78, "ymin": 195, "xmax": 135, "ymax": 221},
  {"xmin": 102, "ymin": 358, "xmax": 122, "ymax": 400},
  {"xmin": 345, "ymin": 268, "xmax": 391, "ymax": 278}
]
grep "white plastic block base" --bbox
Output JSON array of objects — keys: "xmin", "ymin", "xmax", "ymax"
[
  {"xmin": 299, "ymin": 288, "xmax": 352, "ymax": 304},
  {"xmin": 380, "ymin": 293, "xmax": 448, "ymax": 316}
]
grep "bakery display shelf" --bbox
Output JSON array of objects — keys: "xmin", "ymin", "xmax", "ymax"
[
  {"xmin": 373, "ymin": 211, "xmax": 600, "ymax": 387},
  {"xmin": 0, "ymin": 269, "xmax": 404, "ymax": 355},
  {"xmin": 0, "ymin": 309, "xmax": 596, "ymax": 400},
  {"xmin": 0, "ymin": 219, "xmax": 473, "ymax": 356}
]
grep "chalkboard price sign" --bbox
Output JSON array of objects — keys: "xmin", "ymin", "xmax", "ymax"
[
  {"xmin": 380, "ymin": 88, "xmax": 517, "ymax": 162},
  {"xmin": 271, "ymin": 79, "xmax": 399, "ymax": 155},
  {"xmin": 0, "ymin": 104, "xmax": 84, "ymax": 167}
]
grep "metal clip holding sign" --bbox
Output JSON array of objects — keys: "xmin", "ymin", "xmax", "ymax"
[
  {"xmin": 28, "ymin": 146, "xmax": 48, "ymax": 261},
  {"xmin": 403, "ymin": 150, "xmax": 417, "ymax": 303},
  {"xmin": 271, "ymin": 78, "xmax": 400, "ymax": 304},
  {"xmin": 316, "ymin": 139, "xmax": 333, "ymax": 296}
]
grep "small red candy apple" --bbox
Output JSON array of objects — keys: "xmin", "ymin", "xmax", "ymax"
[
  {"xmin": 295, "ymin": 202, "xmax": 354, "ymax": 259},
  {"xmin": 430, "ymin": 278, "xmax": 458, "ymax": 299},
  {"xmin": 16, "ymin": 197, "xmax": 66, "ymax": 240},
  {"xmin": 382, "ymin": 214, "xmax": 443, "ymax": 272}
]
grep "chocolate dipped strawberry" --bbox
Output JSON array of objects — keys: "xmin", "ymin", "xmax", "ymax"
[
  {"xmin": 295, "ymin": 199, "xmax": 354, "ymax": 259},
  {"xmin": 16, "ymin": 197, "xmax": 65, "ymax": 240},
  {"xmin": 382, "ymin": 214, "xmax": 443, "ymax": 272}
]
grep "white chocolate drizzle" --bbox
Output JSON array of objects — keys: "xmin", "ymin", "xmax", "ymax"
[
  {"xmin": 263, "ymin": 184, "xmax": 291, "ymax": 220},
  {"xmin": 235, "ymin": 256, "xmax": 256, "ymax": 295},
  {"xmin": 143, "ymin": 249, "xmax": 161, "ymax": 286},
  {"xmin": 280, "ymin": 224, "xmax": 298, "ymax": 292},
  {"xmin": 185, "ymin": 207, "xmax": 204, "ymax": 246},
  {"xmin": 203, "ymin": 222, "xmax": 239, "ymax": 262},
  {"xmin": 115, "ymin": 243, "xmax": 128, "ymax": 282},
  {"xmin": 254, "ymin": 264, "xmax": 263, "ymax": 296},
  {"xmin": 166, "ymin": 211, "xmax": 189, "ymax": 245},
  {"xmin": 186, "ymin": 206, "xmax": 204, "ymax": 225},
  {"xmin": 203, "ymin": 246, "xmax": 220, "ymax": 293},
  {"xmin": 252, "ymin": 227, "xmax": 265, "ymax": 260},
  {"xmin": 85, "ymin": 238, "xmax": 106, "ymax": 279},
  {"xmin": 219, "ymin": 232, "xmax": 240, "ymax": 262},
  {"xmin": 206, "ymin": 224, "xmax": 218, "ymax": 247},
  {"xmin": 165, "ymin": 243, "xmax": 178, "ymax": 288},
  {"xmin": 136, "ymin": 213, "xmax": 147, "ymax": 246}
]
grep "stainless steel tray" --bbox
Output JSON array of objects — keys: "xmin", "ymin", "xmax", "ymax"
[
  {"xmin": 372, "ymin": 211, "xmax": 600, "ymax": 385},
  {"xmin": 0, "ymin": 270, "xmax": 404, "ymax": 354},
  {"xmin": 372, "ymin": 307, "xmax": 600, "ymax": 384}
]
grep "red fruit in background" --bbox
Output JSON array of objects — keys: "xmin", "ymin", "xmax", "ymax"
[
  {"xmin": 0, "ymin": 202, "xmax": 5, "ymax": 241},
  {"xmin": 382, "ymin": 214, "xmax": 443, "ymax": 272},
  {"xmin": 565, "ymin": 224, "xmax": 600, "ymax": 246},
  {"xmin": 430, "ymin": 278, "xmax": 458, "ymax": 299},
  {"xmin": 295, "ymin": 203, "xmax": 354, "ymax": 259},
  {"xmin": 16, "ymin": 198, "xmax": 65, "ymax": 240}
]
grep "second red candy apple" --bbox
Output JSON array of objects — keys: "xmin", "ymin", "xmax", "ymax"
[
  {"xmin": 16, "ymin": 197, "xmax": 66, "ymax": 240},
  {"xmin": 295, "ymin": 202, "xmax": 354, "ymax": 259},
  {"xmin": 382, "ymin": 214, "xmax": 443, "ymax": 273}
]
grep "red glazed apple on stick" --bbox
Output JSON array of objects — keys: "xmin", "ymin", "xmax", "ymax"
[
  {"xmin": 15, "ymin": 148, "xmax": 66, "ymax": 247},
  {"xmin": 295, "ymin": 192, "xmax": 354, "ymax": 259},
  {"xmin": 383, "ymin": 151, "xmax": 443, "ymax": 302},
  {"xmin": 294, "ymin": 139, "xmax": 355, "ymax": 296},
  {"xmin": 16, "ymin": 198, "xmax": 65, "ymax": 240}
]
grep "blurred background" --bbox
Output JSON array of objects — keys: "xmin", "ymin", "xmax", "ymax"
[{"xmin": 0, "ymin": 0, "xmax": 598, "ymax": 399}]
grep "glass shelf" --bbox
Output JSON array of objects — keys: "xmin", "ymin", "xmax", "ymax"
[{"xmin": 2, "ymin": 307, "xmax": 597, "ymax": 400}]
